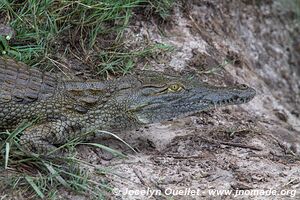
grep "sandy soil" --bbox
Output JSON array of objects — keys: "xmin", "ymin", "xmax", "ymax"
[{"xmin": 2, "ymin": 0, "xmax": 300, "ymax": 199}]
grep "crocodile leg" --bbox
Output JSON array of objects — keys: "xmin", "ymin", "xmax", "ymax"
[{"xmin": 19, "ymin": 120, "xmax": 83, "ymax": 156}]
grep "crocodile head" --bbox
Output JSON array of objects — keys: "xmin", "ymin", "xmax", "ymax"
[{"xmin": 112, "ymin": 70, "xmax": 256, "ymax": 124}]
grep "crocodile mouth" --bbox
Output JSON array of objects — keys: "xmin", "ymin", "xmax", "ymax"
[
  {"xmin": 199, "ymin": 86, "xmax": 256, "ymax": 107},
  {"xmin": 209, "ymin": 95, "xmax": 254, "ymax": 107},
  {"xmin": 175, "ymin": 85, "xmax": 256, "ymax": 107}
]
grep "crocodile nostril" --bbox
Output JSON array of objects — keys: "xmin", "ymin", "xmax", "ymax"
[{"xmin": 239, "ymin": 84, "xmax": 248, "ymax": 90}]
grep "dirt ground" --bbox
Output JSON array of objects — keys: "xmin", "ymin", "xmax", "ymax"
[{"xmin": 2, "ymin": 0, "xmax": 300, "ymax": 199}]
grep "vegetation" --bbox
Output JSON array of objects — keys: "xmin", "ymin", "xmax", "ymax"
[
  {"xmin": 0, "ymin": 0, "xmax": 174, "ymax": 199},
  {"xmin": 0, "ymin": 120, "xmax": 128, "ymax": 199},
  {"xmin": 0, "ymin": 0, "xmax": 174, "ymax": 75}
]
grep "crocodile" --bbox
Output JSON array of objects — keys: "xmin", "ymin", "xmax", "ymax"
[{"xmin": 0, "ymin": 57, "xmax": 256, "ymax": 156}]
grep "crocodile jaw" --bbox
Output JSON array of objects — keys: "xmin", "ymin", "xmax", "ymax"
[{"xmin": 134, "ymin": 84, "xmax": 256, "ymax": 124}]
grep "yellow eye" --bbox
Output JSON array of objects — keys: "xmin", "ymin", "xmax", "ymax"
[{"xmin": 168, "ymin": 84, "xmax": 182, "ymax": 92}]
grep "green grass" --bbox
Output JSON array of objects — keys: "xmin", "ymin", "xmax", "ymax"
[
  {"xmin": 0, "ymin": 122, "xmax": 129, "ymax": 199},
  {"xmin": 139, "ymin": 0, "xmax": 174, "ymax": 20},
  {"xmin": 97, "ymin": 43, "xmax": 173, "ymax": 75},
  {"xmin": 0, "ymin": 0, "xmax": 175, "ymax": 75},
  {"xmin": 0, "ymin": 0, "xmax": 175, "ymax": 198}
]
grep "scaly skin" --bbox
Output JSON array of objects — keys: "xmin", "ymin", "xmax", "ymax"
[{"xmin": 0, "ymin": 57, "xmax": 256, "ymax": 156}]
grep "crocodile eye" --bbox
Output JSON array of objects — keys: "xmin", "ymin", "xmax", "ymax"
[{"xmin": 168, "ymin": 84, "xmax": 182, "ymax": 92}]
